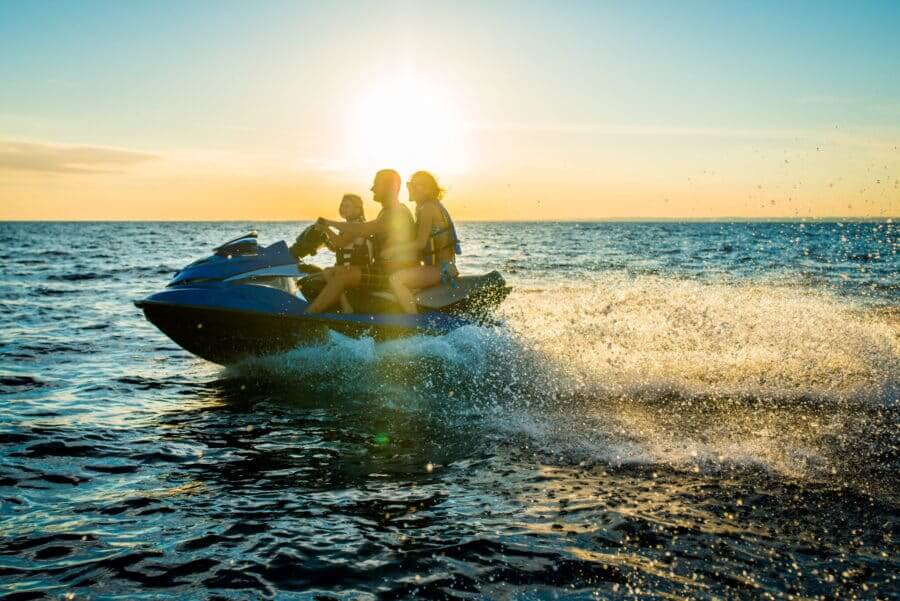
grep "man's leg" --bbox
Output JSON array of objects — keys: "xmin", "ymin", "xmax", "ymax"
[{"xmin": 306, "ymin": 266, "xmax": 361, "ymax": 313}]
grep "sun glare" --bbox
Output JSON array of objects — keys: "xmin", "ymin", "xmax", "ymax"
[{"xmin": 344, "ymin": 73, "xmax": 467, "ymax": 179}]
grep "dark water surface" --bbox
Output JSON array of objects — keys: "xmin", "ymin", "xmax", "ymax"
[{"xmin": 1, "ymin": 221, "xmax": 897, "ymax": 600}]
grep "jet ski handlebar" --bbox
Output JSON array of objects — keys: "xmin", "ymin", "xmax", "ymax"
[{"xmin": 289, "ymin": 223, "xmax": 329, "ymax": 260}]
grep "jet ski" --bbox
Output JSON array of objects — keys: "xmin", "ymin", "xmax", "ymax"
[{"xmin": 135, "ymin": 230, "xmax": 510, "ymax": 364}]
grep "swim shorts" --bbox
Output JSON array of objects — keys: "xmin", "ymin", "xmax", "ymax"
[{"xmin": 358, "ymin": 266, "xmax": 390, "ymax": 290}]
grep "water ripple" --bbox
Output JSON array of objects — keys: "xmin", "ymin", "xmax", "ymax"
[{"xmin": 0, "ymin": 221, "xmax": 896, "ymax": 599}]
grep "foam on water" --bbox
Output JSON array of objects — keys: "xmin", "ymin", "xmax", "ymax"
[
  {"xmin": 229, "ymin": 276, "xmax": 898, "ymax": 486},
  {"xmin": 503, "ymin": 274, "xmax": 898, "ymax": 404}
]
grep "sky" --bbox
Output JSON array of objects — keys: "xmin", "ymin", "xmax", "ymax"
[{"xmin": 1, "ymin": 0, "xmax": 898, "ymax": 220}]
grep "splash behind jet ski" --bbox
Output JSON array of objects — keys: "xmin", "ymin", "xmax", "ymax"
[{"xmin": 135, "ymin": 230, "xmax": 510, "ymax": 364}]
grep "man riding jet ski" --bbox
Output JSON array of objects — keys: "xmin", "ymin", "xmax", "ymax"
[
  {"xmin": 303, "ymin": 169, "xmax": 419, "ymax": 314},
  {"xmin": 134, "ymin": 172, "xmax": 509, "ymax": 364}
]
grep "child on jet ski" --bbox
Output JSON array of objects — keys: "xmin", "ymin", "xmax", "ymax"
[
  {"xmin": 317, "ymin": 194, "xmax": 374, "ymax": 313},
  {"xmin": 305, "ymin": 169, "xmax": 417, "ymax": 314}
]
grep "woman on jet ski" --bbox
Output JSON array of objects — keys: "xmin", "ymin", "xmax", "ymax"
[{"xmin": 383, "ymin": 171, "xmax": 461, "ymax": 314}]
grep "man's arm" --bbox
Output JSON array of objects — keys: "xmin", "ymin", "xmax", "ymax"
[{"xmin": 319, "ymin": 215, "xmax": 383, "ymax": 237}]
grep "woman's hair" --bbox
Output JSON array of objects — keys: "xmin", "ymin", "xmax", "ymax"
[
  {"xmin": 341, "ymin": 193, "xmax": 364, "ymax": 220},
  {"xmin": 410, "ymin": 171, "xmax": 445, "ymax": 201}
]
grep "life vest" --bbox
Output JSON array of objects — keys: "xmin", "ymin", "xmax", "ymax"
[
  {"xmin": 335, "ymin": 218, "xmax": 374, "ymax": 267},
  {"xmin": 420, "ymin": 201, "xmax": 462, "ymax": 266}
]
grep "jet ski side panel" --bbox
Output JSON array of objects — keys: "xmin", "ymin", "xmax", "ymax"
[{"xmin": 138, "ymin": 302, "xmax": 333, "ymax": 364}]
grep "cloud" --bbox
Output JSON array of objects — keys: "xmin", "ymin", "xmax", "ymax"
[{"xmin": 0, "ymin": 139, "xmax": 157, "ymax": 174}]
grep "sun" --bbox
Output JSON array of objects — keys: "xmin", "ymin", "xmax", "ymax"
[{"xmin": 344, "ymin": 73, "xmax": 467, "ymax": 179}]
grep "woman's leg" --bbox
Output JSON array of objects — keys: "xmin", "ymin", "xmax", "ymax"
[
  {"xmin": 306, "ymin": 266, "xmax": 361, "ymax": 313},
  {"xmin": 324, "ymin": 267, "xmax": 355, "ymax": 313},
  {"xmin": 388, "ymin": 266, "xmax": 442, "ymax": 314}
]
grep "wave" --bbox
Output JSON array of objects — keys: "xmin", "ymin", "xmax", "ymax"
[
  {"xmin": 0, "ymin": 374, "xmax": 46, "ymax": 393},
  {"xmin": 47, "ymin": 272, "xmax": 102, "ymax": 281}
]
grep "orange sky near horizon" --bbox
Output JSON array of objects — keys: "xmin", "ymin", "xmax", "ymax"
[{"xmin": 2, "ymin": 126, "xmax": 897, "ymax": 221}]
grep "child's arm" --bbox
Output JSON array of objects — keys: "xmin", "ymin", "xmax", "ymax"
[
  {"xmin": 320, "ymin": 225, "xmax": 357, "ymax": 251},
  {"xmin": 330, "ymin": 231, "xmax": 358, "ymax": 249}
]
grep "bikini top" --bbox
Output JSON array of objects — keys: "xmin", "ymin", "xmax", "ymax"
[{"xmin": 419, "ymin": 201, "xmax": 462, "ymax": 266}]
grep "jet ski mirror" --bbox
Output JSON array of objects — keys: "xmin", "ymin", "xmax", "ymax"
[{"xmin": 289, "ymin": 224, "xmax": 328, "ymax": 259}]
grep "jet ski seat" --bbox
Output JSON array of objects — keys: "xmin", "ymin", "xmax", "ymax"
[{"xmin": 298, "ymin": 270, "xmax": 509, "ymax": 316}]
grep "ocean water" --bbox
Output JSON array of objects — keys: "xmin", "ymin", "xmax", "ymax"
[{"xmin": 0, "ymin": 220, "xmax": 897, "ymax": 600}]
